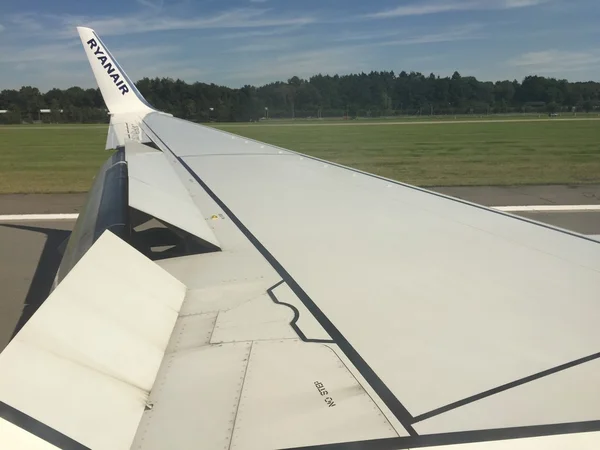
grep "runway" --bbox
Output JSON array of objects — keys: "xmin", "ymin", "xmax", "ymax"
[
  {"xmin": 0, "ymin": 185, "xmax": 599, "ymax": 352},
  {"xmin": 432, "ymin": 184, "xmax": 600, "ymax": 238}
]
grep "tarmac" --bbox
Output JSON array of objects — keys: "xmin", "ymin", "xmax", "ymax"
[
  {"xmin": 433, "ymin": 185, "xmax": 600, "ymax": 207},
  {"xmin": 0, "ymin": 219, "xmax": 74, "ymax": 350},
  {"xmin": 0, "ymin": 184, "xmax": 599, "ymax": 352},
  {"xmin": 433, "ymin": 185, "xmax": 600, "ymax": 236},
  {"xmin": 0, "ymin": 193, "xmax": 86, "ymax": 215}
]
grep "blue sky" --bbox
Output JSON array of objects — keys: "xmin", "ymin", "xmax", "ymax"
[{"xmin": 0, "ymin": 0, "xmax": 598, "ymax": 90}]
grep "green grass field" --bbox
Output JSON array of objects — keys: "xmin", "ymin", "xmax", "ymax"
[
  {"xmin": 0, "ymin": 125, "xmax": 110, "ymax": 193},
  {"xmin": 1, "ymin": 118, "xmax": 599, "ymax": 193},
  {"xmin": 245, "ymin": 112, "xmax": 600, "ymax": 125}
]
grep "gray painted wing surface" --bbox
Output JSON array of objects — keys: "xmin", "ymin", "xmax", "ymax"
[{"xmin": 141, "ymin": 112, "xmax": 600, "ymax": 446}]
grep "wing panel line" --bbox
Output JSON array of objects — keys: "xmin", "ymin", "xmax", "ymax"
[
  {"xmin": 281, "ymin": 420, "xmax": 600, "ymax": 450},
  {"xmin": 177, "ymin": 155, "xmax": 419, "ymax": 436},
  {"xmin": 267, "ymin": 281, "xmax": 334, "ymax": 344},
  {"xmin": 412, "ymin": 351, "xmax": 600, "ymax": 423},
  {"xmin": 142, "ymin": 121, "xmax": 419, "ymax": 437},
  {"xmin": 0, "ymin": 401, "xmax": 90, "ymax": 450},
  {"xmin": 228, "ymin": 342, "xmax": 254, "ymax": 450}
]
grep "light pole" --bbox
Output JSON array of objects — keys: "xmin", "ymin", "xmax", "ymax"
[{"xmin": 265, "ymin": 106, "xmax": 269, "ymax": 120}]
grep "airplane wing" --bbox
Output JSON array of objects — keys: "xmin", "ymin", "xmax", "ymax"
[{"xmin": 0, "ymin": 26, "xmax": 599, "ymax": 450}]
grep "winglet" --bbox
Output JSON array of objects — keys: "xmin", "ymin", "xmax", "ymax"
[{"xmin": 77, "ymin": 27, "xmax": 154, "ymax": 114}]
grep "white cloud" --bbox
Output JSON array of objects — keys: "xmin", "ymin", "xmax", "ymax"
[
  {"xmin": 58, "ymin": 8, "xmax": 315, "ymax": 37},
  {"xmin": 334, "ymin": 30, "xmax": 402, "ymax": 42},
  {"xmin": 0, "ymin": 42, "xmax": 81, "ymax": 64},
  {"xmin": 136, "ymin": 0, "xmax": 164, "ymax": 10},
  {"xmin": 221, "ymin": 46, "xmax": 370, "ymax": 86},
  {"xmin": 0, "ymin": 42, "xmax": 186, "ymax": 90},
  {"xmin": 230, "ymin": 41, "xmax": 292, "ymax": 53},
  {"xmin": 379, "ymin": 24, "xmax": 484, "ymax": 45},
  {"xmin": 369, "ymin": 0, "xmax": 551, "ymax": 18},
  {"xmin": 0, "ymin": 8, "xmax": 315, "ymax": 40},
  {"xmin": 335, "ymin": 23, "xmax": 483, "ymax": 46},
  {"xmin": 216, "ymin": 25, "xmax": 303, "ymax": 40},
  {"xmin": 369, "ymin": 1, "xmax": 471, "ymax": 18},
  {"xmin": 215, "ymin": 22, "xmax": 484, "ymax": 85},
  {"xmin": 3, "ymin": 0, "xmax": 596, "ymax": 90},
  {"xmin": 0, "ymin": 41, "xmax": 176, "ymax": 64},
  {"xmin": 8, "ymin": 14, "xmax": 45, "ymax": 31},
  {"xmin": 503, "ymin": 0, "xmax": 548, "ymax": 6},
  {"xmin": 508, "ymin": 49, "xmax": 600, "ymax": 73},
  {"xmin": 132, "ymin": 59, "xmax": 207, "ymax": 81},
  {"xmin": 0, "ymin": 6, "xmax": 318, "ymax": 89}
]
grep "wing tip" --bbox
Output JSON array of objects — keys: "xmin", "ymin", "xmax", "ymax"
[
  {"xmin": 76, "ymin": 25, "xmax": 154, "ymax": 115},
  {"xmin": 76, "ymin": 26, "xmax": 93, "ymax": 34}
]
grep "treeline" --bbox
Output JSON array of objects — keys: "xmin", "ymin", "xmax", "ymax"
[
  {"xmin": 1, "ymin": 71, "xmax": 599, "ymax": 124},
  {"xmin": 0, "ymin": 86, "xmax": 106, "ymax": 124}
]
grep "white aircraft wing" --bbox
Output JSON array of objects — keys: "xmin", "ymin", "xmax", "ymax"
[{"xmin": 0, "ymin": 27, "xmax": 599, "ymax": 450}]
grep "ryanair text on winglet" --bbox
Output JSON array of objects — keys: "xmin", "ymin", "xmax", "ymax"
[{"xmin": 86, "ymin": 38, "xmax": 130, "ymax": 96}]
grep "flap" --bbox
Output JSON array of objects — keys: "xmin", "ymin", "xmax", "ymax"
[{"xmin": 0, "ymin": 231, "xmax": 186, "ymax": 450}]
